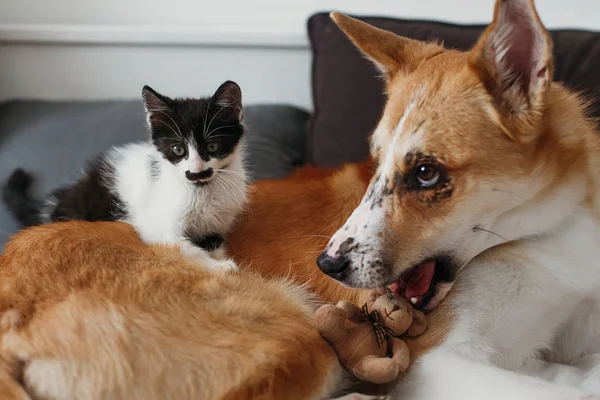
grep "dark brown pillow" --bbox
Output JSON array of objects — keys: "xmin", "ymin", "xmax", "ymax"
[{"xmin": 307, "ymin": 13, "xmax": 600, "ymax": 167}]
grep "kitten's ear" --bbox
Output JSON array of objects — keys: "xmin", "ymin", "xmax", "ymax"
[
  {"xmin": 211, "ymin": 81, "xmax": 243, "ymax": 121},
  {"xmin": 142, "ymin": 86, "xmax": 173, "ymax": 132},
  {"xmin": 469, "ymin": 0, "xmax": 553, "ymax": 141},
  {"xmin": 142, "ymin": 86, "xmax": 171, "ymax": 113}
]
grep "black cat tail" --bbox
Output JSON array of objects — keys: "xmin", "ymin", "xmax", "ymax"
[{"xmin": 2, "ymin": 169, "xmax": 42, "ymax": 227}]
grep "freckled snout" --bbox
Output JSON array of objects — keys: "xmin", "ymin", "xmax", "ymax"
[
  {"xmin": 316, "ymin": 200, "xmax": 368, "ymax": 281},
  {"xmin": 317, "ymin": 192, "xmax": 389, "ymax": 287}
]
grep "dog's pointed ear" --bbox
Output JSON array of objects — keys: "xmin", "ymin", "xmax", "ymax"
[
  {"xmin": 469, "ymin": 0, "xmax": 553, "ymax": 140},
  {"xmin": 330, "ymin": 12, "xmax": 442, "ymax": 81}
]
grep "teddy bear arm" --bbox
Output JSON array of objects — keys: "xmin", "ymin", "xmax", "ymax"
[
  {"xmin": 315, "ymin": 304, "xmax": 349, "ymax": 344},
  {"xmin": 352, "ymin": 354, "xmax": 402, "ymax": 385},
  {"xmin": 336, "ymin": 300, "xmax": 365, "ymax": 323}
]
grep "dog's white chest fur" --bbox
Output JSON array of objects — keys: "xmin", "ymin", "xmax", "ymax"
[{"xmin": 446, "ymin": 210, "xmax": 600, "ymax": 369}]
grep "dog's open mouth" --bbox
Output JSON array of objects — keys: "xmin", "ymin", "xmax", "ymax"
[{"xmin": 389, "ymin": 258, "xmax": 455, "ymax": 311}]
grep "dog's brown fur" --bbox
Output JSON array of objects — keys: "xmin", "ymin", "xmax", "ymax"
[
  {"xmin": 228, "ymin": 162, "xmax": 373, "ymax": 305},
  {"xmin": 0, "ymin": 221, "xmax": 341, "ymax": 400}
]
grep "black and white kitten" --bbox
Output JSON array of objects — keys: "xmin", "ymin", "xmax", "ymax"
[{"xmin": 2, "ymin": 81, "xmax": 247, "ymax": 270}]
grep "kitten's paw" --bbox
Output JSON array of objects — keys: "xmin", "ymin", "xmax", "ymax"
[
  {"xmin": 209, "ymin": 246, "xmax": 227, "ymax": 261},
  {"xmin": 208, "ymin": 258, "xmax": 239, "ymax": 272}
]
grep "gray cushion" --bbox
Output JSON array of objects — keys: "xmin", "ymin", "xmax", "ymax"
[{"xmin": 0, "ymin": 100, "xmax": 309, "ymax": 248}]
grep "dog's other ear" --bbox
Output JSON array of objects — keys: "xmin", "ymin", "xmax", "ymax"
[
  {"xmin": 469, "ymin": 0, "xmax": 553, "ymax": 141},
  {"xmin": 330, "ymin": 12, "xmax": 442, "ymax": 82}
]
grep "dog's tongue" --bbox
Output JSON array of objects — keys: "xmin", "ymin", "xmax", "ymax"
[{"xmin": 404, "ymin": 261, "xmax": 436, "ymax": 300}]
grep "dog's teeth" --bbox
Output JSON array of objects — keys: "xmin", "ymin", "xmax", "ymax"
[{"xmin": 410, "ymin": 297, "xmax": 418, "ymax": 305}]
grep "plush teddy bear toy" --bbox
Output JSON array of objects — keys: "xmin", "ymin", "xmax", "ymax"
[
  {"xmin": 367, "ymin": 288, "xmax": 427, "ymax": 338},
  {"xmin": 314, "ymin": 288, "xmax": 427, "ymax": 384}
]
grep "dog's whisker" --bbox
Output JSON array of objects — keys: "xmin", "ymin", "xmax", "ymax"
[
  {"xmin": 491, "ymin": 188, "xmax": 528, "ymax": 201},
  {"xmin": 291, "ymin": 235, "xmax": 332, "ymax": 240},
  {"xmin": 472, "ymin": 226, "xmax": 509, "ymax": 242}
]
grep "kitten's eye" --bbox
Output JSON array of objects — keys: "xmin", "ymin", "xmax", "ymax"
[
  {"xmin": 171, "ymin": 145, "xmax": 186, "ymax": 157},
  {"xmin": 415, "ymin": 164, "xmax": 440, "ymax": 188},
  {"xmin": 206, "ymin": 142, "xmax": 219, "ymax": 154}
]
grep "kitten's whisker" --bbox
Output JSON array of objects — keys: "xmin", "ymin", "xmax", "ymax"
[
  {"xmin": 217, "ymin": 175, "xmax": 246, "ymax": 202},
  {"xmin": 247, "ymin": 184, "xmax": 264, "ymax": 203},
  {"xmin": 156, "ymin": 111, "xmax": 184, "ymax": 140},
  {"xmin": 205, "ymin": 125, "xmax": 239, "ymax": 139},
  {"xmin": 221, "ymin": 178, "xmax": 245, "ymax": 203},
  {"xmin": 212, "ymin": 177, "xmax": 233, "ymax": 208},
  {"xmin": 159, "ymin": 137, "xmax": 185, "ymax": 144},
  {"xmin": 204, "ymin": 106, "xmax": 228, "ymax": 139},
  {"xmin": 216, "ymin": 176, "xmax": 243, "ymax": 209},
  {"xmin": 206, "ymin": 134, "xmax": 239, "ymax": 140},
  {"xmin": 202, "ymin": 98, "xmax": 212, "ymax": 139},
  {"xmin": 215, "ymin": 168, "xmax": 249, "ymax": 183},
  {"xmin": 155, "ymin": 120, "xmax": 183, "ymax": 141}
]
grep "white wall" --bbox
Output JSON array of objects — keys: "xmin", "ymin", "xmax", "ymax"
[{"xmin": 1, "ymin": 0, "xmax": 598, "ymax": 110}]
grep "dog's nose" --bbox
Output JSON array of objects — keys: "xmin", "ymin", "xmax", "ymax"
[{"xmin": 317, "ymin": 252, "xmax": 350, "ymax": 278}]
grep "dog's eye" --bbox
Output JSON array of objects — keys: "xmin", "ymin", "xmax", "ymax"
[
  {"xmin": 171, "ymin": 145, "xmax": 186, "ymax": 157},
  {"xmin": 206, "ymin": 142, "xmax": 219, "ymax": 154},
  {"xmin": 415, "ymin": 164, "xmax": 440, "ymax": 187}
]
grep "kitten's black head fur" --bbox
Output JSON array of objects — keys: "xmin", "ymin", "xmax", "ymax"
[{"xmin": 142, "ymin": 81, "xmax": 244, "ymax": 165}]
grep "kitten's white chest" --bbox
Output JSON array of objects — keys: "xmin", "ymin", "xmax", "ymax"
[
  {"xmin": 109, "ymin": 142, "xmax": 246, "ymax": 245},
  {"xmin": 110, "ymin": 144, "xmax": 190, "ymax": 243},
  {"xmin": 134, "ymin": 175, "xmax": 191, "ymax": 243}
]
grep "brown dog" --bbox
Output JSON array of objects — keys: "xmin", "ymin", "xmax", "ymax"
[{"xmin": 0, "ymin": 221, "xmax": 344, "ymax": 400}]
